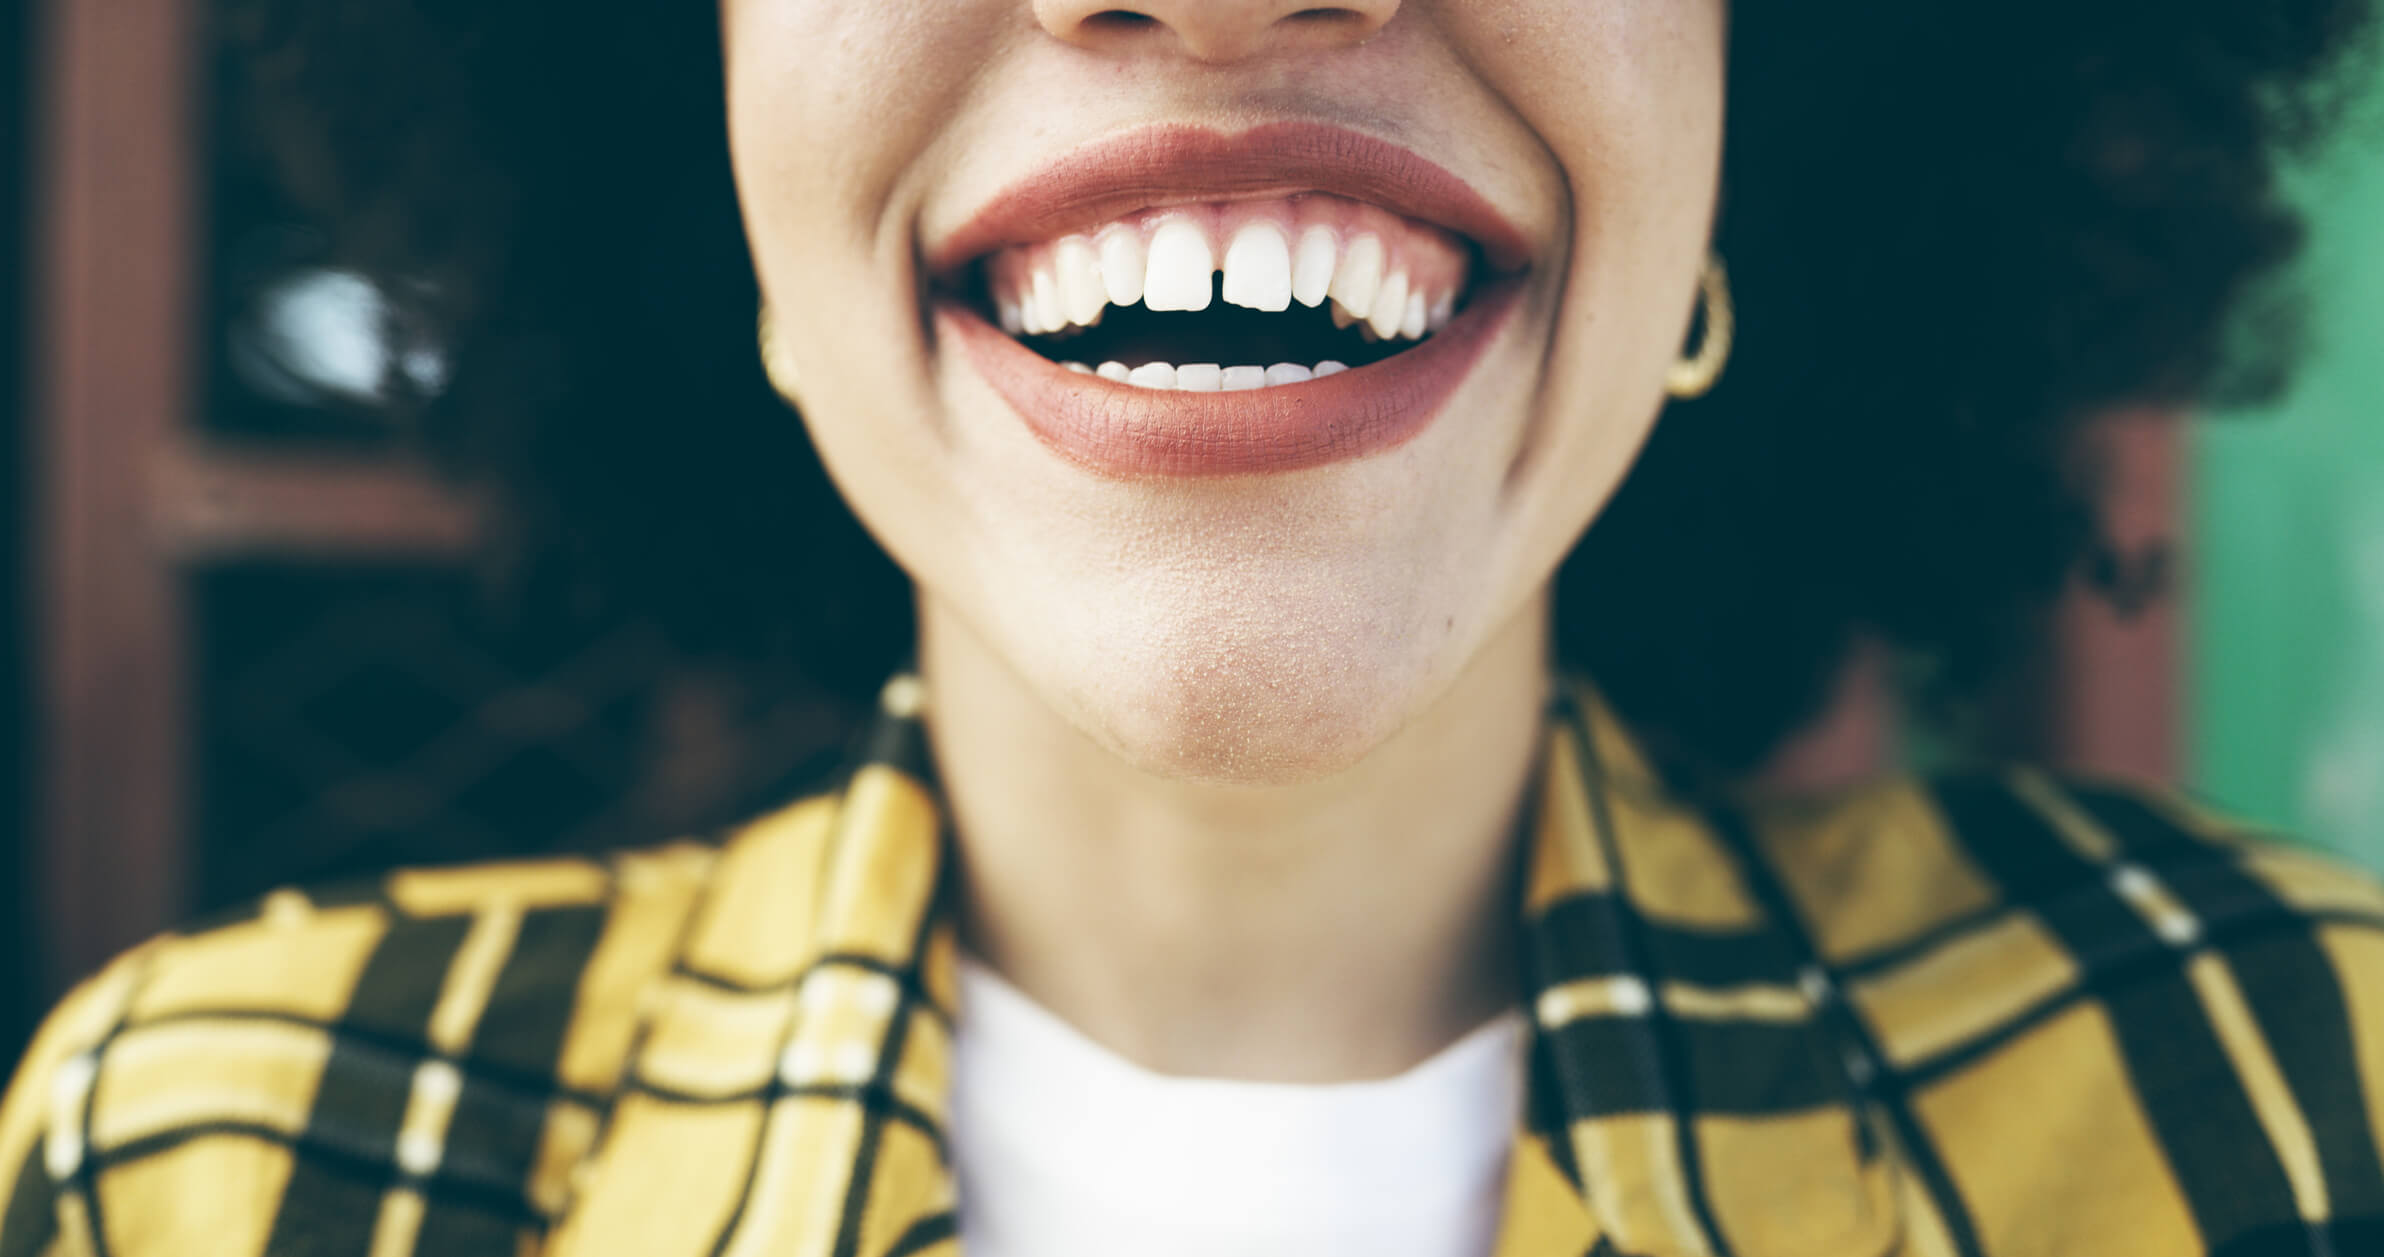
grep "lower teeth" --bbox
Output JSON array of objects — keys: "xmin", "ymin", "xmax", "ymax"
[{"xmin": 1068, "ymin": 361, "xmax": 1350, "ymax": 390}]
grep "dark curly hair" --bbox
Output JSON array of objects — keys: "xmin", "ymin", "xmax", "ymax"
[{"xmin": 220, "ymin": 0, "xmax": 2376, "ymax": 785}]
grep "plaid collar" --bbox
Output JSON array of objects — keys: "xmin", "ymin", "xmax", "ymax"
[{"xmin": 547, "ymin": 675, "xmax": 1904, "ymax": 1257}]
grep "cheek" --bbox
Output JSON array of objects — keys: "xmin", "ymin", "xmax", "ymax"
[
  {"xmin": 1452, "ymin": 0, "xmax": 1726, "ymax": 557},
  {"xmin": 723, "ymin": 1, "xmax": 1004, "ymax": 321},
  {"xmin": 1475, "ymin": 0, "xmax": 1726, "ymax": 338},
  {"xmin": 722, "ymin": 1, "xmax": 1011, "ymax": 514}
]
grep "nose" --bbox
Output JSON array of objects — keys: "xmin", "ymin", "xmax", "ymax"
[{"xmin": 1033, "ymin": 0, "xmax": 1398, "ymax": 64}]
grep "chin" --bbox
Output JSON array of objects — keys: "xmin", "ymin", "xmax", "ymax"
[
  {"xmin": 1073, "ymin": 655, "xmax": 1420, "ymax": 788},
  {"xmin": 1025, "ymin": 588, "xmax": 1458, "ymax": 789}
]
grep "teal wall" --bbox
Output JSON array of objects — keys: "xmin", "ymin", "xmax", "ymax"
[{"xmin": 2191, "ymin": 68, "xmax": 2384, "ymax": 864}]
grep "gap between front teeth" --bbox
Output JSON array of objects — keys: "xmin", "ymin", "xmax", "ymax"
[{"xmin": 1063, "ymin": 360, "xmax": 1352, "ymax": 390}]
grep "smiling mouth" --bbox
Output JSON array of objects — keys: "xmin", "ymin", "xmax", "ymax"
[
  {"xmin": 930, "ymin": 123, "xmax": 1529, "ymax": 477},
  {"xmin": 951, "ymin": 192, "xmax": 1479, "ymax": 390}
]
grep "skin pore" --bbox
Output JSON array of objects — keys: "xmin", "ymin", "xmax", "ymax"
[{"xmin": 725, "ymin": 0, "xmax": 1725, "ymax": 1081}]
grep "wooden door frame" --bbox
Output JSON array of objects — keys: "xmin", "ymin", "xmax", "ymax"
[
  {"xmin": 29, "ymin": 0, "xmax": 484, "ymax": 1000},
  {"xmin": 32, "ymin": 0, "xmax": 200, "ymax": 998}
]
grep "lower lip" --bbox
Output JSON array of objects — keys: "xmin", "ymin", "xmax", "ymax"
[{"xmin": 939, "ymin": 277, "xmax": 1521, "ymax": 478}]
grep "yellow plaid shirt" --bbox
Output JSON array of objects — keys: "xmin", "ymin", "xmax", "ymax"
[{"xmin": 7, "ymin": 678, "xmax": 2384, "ymax": 1257}]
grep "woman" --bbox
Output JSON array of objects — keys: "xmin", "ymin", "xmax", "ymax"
[{"xmin": 8, "ymin": 2, "xmax": 2384, "ymax": 1254}]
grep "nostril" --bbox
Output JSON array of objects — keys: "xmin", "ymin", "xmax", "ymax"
[{"xmin": 1036, "ymin": 0, "xmax": 1399, "ymax": 60}]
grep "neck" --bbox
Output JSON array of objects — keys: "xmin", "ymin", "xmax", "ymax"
[{"xmin": 919, "ymin": 598, "xmax": 1549, "ymax": 1084}]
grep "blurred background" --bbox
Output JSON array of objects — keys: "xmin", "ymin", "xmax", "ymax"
[{"xmin": 5, "ymin": 4, "xmax": 2382, "ymax": 1063}]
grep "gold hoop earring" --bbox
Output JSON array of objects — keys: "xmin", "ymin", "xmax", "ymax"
[
  {"xmin": 1665, "ymin": 255, "xmax": 1734, "ymax": 400},
  {"xmin": 758, "ymin": 304, "xmax": 800, "ymax": 404}
]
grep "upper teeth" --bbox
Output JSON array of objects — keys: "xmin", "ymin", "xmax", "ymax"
[{"xmin": 988, "ymin": 194, "xmax": 1470, "ymax": 345}]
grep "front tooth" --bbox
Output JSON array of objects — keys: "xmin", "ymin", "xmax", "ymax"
[
  {"xmin": 1144, "ymin": 221, "xmax": 1214, "ymax": 312},
  {"xmin": 1221, "ymin": 365, "xmax": 1267, "ymax": 391},
  {"xmin": 1291, "ymin": 226, "xmax": 1337, "ymax": 308},
  {"xmin": 1368, "ymin": 270, "xmax": 1410, "ymax": 339},
  {"xmin": 1031, "ymin": 266, "xmax": 1063, "ymax": 333},
  {"xmin": 1313, "ymin": 360, "xmax": 1349, "ymax": 377},
  {"xmin": 1328, "ymin": 234, "xmax": 1385, "ymax": 320},
  {"xmin": 1264, "ymin": 363, "xmax": 1313, "ymax": 387},
  {"xmin": 1175, "ymin": 364, "xmax": 1224, "ymax": 392},
  {"xmin": 1099, "ymin": 229, "xmax": 1146, "ymax": 308},
  {"xmin": 1055, "ymin": 237, "xmax": 1107, "ymax": 326},
  {"xmin": 1222, "ymin": 223, "xmax": 1293, "ymax": 312},
  {"xmin": 1126, "ymin": 362, "xmax": 1177, "ymax": 389},
  {"xmin": 1096, "ymin": 361, "xmax": 1131, "ymax": 382},
  {"xmin": 1399, "ymin": 291, "xmax": 1427, "ymax": 340}
]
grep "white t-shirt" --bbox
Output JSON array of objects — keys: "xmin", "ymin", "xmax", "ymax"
[{"xmin": 951, "ymin": 956, "xmax": 1525, "ymax": 1257}]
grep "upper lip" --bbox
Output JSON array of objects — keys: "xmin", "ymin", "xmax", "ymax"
[{"xmin": 926, "ymin": 121, "xmax": 1534, "ymax": 282}]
